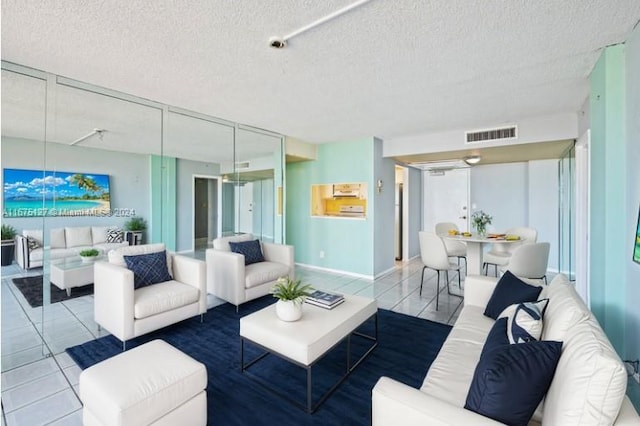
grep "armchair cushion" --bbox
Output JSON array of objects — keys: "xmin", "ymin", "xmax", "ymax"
[
  {"xmin": 134, "ymin": 280, "xmax": 199, "ymax": 319},
  {"xmin": 245, "ymin": 261, "xmax": 290, "ymax": 288},
  {"xmin": 229, "ymin": 239, "xmax": 264, "ymax": 265},
  {"xmin": 124, "ymin": 250, "xmax": 173, "ymax": 289},
  {"xmin": 484, "ymin": 271, "xmax": 542, "ymax": 319},
  {"xmin": 465, "ymin": 340, "xmax": 562, "ymax": 426}
]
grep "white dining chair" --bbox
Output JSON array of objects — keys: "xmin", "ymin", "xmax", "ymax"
[
  {"xmin": 483, "ymin": 227, "xmax": 538, "ymax": 276},
  {"xmin": 435, "ymin": 222, "xmax": 467, "ymax": 273},
  {"xmin": 419, "ymin": 231, "xmax": 463, "ymax": 310},
  {"xmin": 501, "ymin": 242, "xmax": 550, "ymax": 284}
]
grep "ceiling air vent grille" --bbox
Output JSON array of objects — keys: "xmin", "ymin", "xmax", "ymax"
[
  {"xmin": 465, "ymin": 126, "xmax": 517, "ymax": 144},
  {"xmin": 235, "ymin": 161, "xmax": 250, "ymax": 169}
]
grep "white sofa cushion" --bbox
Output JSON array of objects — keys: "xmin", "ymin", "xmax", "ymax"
[
  {"xmin": 50, "ymin": 228, "xmax": 66, "ymax": 249},
  {"xmin": 245, "ymin": 261, "xmax": 290, "ymax": 289},
  {"xmin": 420, "ymin": 305, "xmax": 492, "ymax": 407},
  {"xmin": 541, "ymin": 274, "xmax": 590, "ymax": 341},
  {"xmin": 543, "ymin": 316, "xmax": 627, "ymax": 425},
  {"xmin": 65, "ymin": 226, "xmax": 92, "ymax": 248},
  {"xmin": 91, "ymin": 226, "xmax": 111, "ymax": 244},
  {"xmin": 213, "ymin": 233, "xmax": 254, "ymax": 252},
  {"xmin": 133, "ymin": 281, "xmax": 200, "ymax": 319}
]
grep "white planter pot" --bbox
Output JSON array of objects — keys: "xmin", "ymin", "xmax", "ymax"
[
  {"xmin": 275, "ymin": 299, "xmax": 303, "ymax": 322},
  {"xmin": 80, "ymin": 255, "xmax": 97, "ymax": 263}
]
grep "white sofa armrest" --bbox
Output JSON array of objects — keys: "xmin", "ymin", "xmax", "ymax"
[
  {"xmin": 262, "ymin": 242, "xmax": 294, "ymax": 269},
  {"xmin": 372, "ymin": 377, "xmax": 504, "ymax": 426},
  {"xmin": 615, "ymin": 397, "xmax": 640, "ymax": 425},
  {"xmin": 15, "ymin": 235, "xmax": 30, "ymax": 269},
  {"xmin": 464, "ymin": 275, "xmax": 499, "ymax": 308},
  {"xmin": 94, "ymin": 261, "xmax": 136, "ymax": 341},
  {"xmin": 171, "ymin": 254, "xmax": 206, "ymax": 314},
  {"xmin": 205, "ymin": 249, "xmax": 246, "ymax": 305}
]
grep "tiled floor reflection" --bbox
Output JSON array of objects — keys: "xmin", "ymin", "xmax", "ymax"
[{"xmin": 0, "ymin": 255, "xmax": 463, "ymax": 425}]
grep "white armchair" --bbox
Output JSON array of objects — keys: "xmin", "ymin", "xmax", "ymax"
[
  {"xmin": 206, "ymin": 234, "xmax": 294, "ymax": 311},
  {"xmin": 94, "ymin": 243, "xmax": 206, "ymax": 350}
]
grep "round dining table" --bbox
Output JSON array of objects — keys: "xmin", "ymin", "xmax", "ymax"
[{"xmin": 440, "ymin": 234, "xmax": 521, "ymax": 276}]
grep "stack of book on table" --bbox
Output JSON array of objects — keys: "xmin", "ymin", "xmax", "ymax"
[{"xmin": 305, "ymin": 290, "xmax": 345, "ymax": 310}]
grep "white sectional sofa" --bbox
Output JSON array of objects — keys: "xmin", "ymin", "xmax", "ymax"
[
  {"xmin": 15, "ymin": 226, "xmax": 128, "ymax": 269},
  {"xmin": 372, "ymin": 274, "xmax": 640, "ymax": 425}
]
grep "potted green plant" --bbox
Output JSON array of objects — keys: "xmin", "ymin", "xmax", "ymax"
[
  {"xmin": 271, "ymin": 276, "xmax": 313, "ymax": 322},
  {"xmin": 124, "ymin": 216, "xmax": 147, "ymax": 245},
  {"xmin": 79, "ymin": 248, "xmax": 100, "ymax": 262},
  {"xmin": 1, "ymin": 224, "xmax": 17, "ymax": 266}
]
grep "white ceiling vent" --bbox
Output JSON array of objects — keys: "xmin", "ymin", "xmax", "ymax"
[
  {"xmin": 235, "ymin": 161, "xmax": 250, "ymax": 169},
  {"xmin": 465, "ymin": 126, "xmax": 517, "ymax": 144}
]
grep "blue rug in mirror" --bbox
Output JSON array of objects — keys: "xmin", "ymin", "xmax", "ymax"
[{"xmin": 67, "ymin": 296, "xmax": 451, "ymax": 425}]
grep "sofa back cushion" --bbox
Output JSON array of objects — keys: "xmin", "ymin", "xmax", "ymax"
[
  {"xmin": 65, "ymin": 226, "xmax": 92, "ymax": 248},
  {"xmin": 213, "ymin": 233, "xmax": 253, "ymax": 252},
  {"xmin": 540, "ymin": 274, "xmax": 590, "ymax": 341},
  {"xmin": 542, "ymin": 317, "xmax": 627, "ymax": 425},
  {"xmin": 109, "ymin": 243, "xmax": 173, "ymax": 277},
  {"xmin": 91, "ymin": 226, "xmax": 111, "ymax": 244},
  {"xmin": 50, "ymin": 228, "xmax": 66, "ymax": 249}
]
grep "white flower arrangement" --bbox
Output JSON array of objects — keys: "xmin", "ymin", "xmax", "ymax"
[{"xmin": 471, "ymin": 210, "xmax": 492, "ymax": 235}]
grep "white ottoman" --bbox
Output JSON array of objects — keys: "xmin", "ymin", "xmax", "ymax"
[{"xmin": 79, "ymin": 339, "xmax": 207, "ymax": 426}]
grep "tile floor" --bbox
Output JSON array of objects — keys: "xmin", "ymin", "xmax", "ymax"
[{"xmin": 0, "ymin": 255, "xmax": 464, "ymax": 425}]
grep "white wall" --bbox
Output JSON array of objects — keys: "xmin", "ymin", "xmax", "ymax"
[
  {"xmin": 383, "ymin": 112, "xmax": 578, "ymax": 158},
  {"xmin": 407, "ymin": 166, "xmax": 422, "ymax": 259},
  {"xmin": 528, "ymin": 160, "xmax": 559, "ymax": 271},
  {"xmin": 470, "ymin": 163, "xmax": 528, "ymax": 232}
]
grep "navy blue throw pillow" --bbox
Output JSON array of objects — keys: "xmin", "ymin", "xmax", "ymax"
[
  {"xmin": 124, "ymin": 250, "xmax": 173, "ymax": 289},
  {"xmin": 482, "ymin": 317, "xmax": 510, "ymax": 356},
  {"xmin": 484, "ymin": 271, "xmax": 542, "ymax": 320},
  {"xmin": 465, "ymin": 340, "xmax": 562, "ymax": 426},
  {"xmin": 229, "ymin": 239, "xmax": 265, "ymax": 265}
]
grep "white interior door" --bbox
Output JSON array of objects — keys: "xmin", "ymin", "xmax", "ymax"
[
  {"xmin": 238, "ymin": 182, "xmax": 254, "ymax": 234},
  {"xmin": 423, "ymin": 168, "xmax": 470, "ymax": 232}
]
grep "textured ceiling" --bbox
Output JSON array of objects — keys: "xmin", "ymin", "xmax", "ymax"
[{"xmin": 2, "ymin": 0, "xmax": 640, "ymax": 144}]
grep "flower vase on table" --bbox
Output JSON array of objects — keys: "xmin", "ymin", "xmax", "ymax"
[{"xmin": 472, "ymin": 210, "xmax": 492, "ymax": 237}]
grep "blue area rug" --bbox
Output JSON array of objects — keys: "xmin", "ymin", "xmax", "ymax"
[{"xmin": 67, "ymin": 296, "xmax": 451, "ymax": 425}]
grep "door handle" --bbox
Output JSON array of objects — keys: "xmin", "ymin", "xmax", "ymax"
[{"xmin": 459, "ymin": 215, "xmax": 467, "ymax": 219}]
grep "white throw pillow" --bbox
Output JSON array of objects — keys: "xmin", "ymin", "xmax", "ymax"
[{"xmin": 499, "ymin": 299, "xmax": 548, "ymax": 344}]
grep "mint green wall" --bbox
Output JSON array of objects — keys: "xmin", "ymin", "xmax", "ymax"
[
  {"xmin": 624, "ymin": 24, "xmax": 640, "ymax": 410},
  {"xmin": 286, "ymin": 138, "xmax": 376, "ymax": 276},
  {"xmin": 150, "ymin": 155, "xmax": 177, "ymax": 250},
  {"xmin": 589, "ymin": 44, "xmax": 627, "ymax": 353}
]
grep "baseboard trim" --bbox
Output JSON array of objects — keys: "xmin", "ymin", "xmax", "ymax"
[{"xmin": 295, "ymin": 262, "xmax": 374, "ymax": 281}]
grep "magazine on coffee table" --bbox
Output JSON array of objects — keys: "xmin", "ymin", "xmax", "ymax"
[
  {"xmin": 305, "ymin": 290, "xmax": 344, "ymax": 307},
  {"xmin": 305, "ymin": 297, "xmax": 345, "ymax": 310}
]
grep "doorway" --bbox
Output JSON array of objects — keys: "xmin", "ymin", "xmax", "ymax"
[
  {"xmin": 422, "ymin": 168, "xmax": 470, "ymax": 233},
  {"xmin": 193, "ymin": 176, "xmax": 220, "ymax": 250}
]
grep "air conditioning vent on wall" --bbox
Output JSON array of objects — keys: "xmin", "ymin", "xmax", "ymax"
[
  {"xmin": 465, "ymin": 126, "xmax": 517, "ymax": 143},
  {"xmin": 235, "ymin": 161, "xmax": 250, "ymax": 169}
]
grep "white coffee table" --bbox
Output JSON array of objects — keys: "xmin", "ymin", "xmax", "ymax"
[
  {"xmin": 49, "ymin": 255, "xmax": 104, "ymax": 296},
  {"xmin": 240, "ymin": 294, "xmax": 378, "ymax": 413}
]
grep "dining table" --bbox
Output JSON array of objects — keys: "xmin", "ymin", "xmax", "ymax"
[{"xmin": 440, "ymin": 234, "xmax": 521, "ymax": 276}]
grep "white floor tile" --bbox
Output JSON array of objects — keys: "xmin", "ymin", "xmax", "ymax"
[
  {"xmin": 1, "ymin": 371, "xmax": 69, "ymax": 413},
  {"xmin": 1, "ymin": 325, "xmax": 43, "ymax": 355},
  {"xmin": 53, "ymin": 353, "xmax": 76, "ymax": 370},
  {"xmin": 46, "ymin": 409, "xmax": 83, "ymax": 426},
  {"xmin": 62, "ymin": 365, "xmax": 81, "ymax": 387},
  {"xmin": 1, "ymin": 347, "xmax": 53, "ymax": 375},
  {"xmin": 4, "ymin": 389, "xmax": 81, "ymax": 426},
  {"xmin": 1, "ymin": 358, "xmax": 59, "ymax": 390}
]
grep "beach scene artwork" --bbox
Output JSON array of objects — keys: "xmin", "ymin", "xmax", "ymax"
[
  {"xmin": 635, "ymin": 207, "xmax": 640, "ymax": 264},
  {"xmin": 3, "ymin": 168, "xmax": 111, "ymax": 217}
]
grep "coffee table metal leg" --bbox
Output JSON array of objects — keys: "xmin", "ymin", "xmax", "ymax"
[{"xmin": 307, "ymin": 367, "xmax": 312, "ymax": 413}]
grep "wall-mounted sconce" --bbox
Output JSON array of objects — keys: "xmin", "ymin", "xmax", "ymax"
[{"xmin": 377, "ymin": 179, "xmax": 384, "ymax": 193}]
